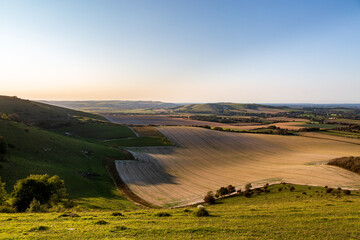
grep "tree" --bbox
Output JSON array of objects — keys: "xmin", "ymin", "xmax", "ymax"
[
  {"xmin": 12, "ymin": 174, "xmax": 67, "ymax": 212},
  {"xmin": 0, "ymin": 177, "xmax": 7, "ymax": 205},
  {"xmin": 227, "ymin": 185, "xmax": 236, "ymax": 194},
  {"xmin": 216, "ymin": 187, "xmax": 229, "ymax": 197}
]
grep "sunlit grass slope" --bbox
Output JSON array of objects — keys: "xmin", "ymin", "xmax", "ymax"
[
  {"xmin": 1, "ymin": 184, "xmax": 360, "ymax": 239},
  {"xmin": 0, "ymin": 119, "xmax": 137, "ymax": 210}
]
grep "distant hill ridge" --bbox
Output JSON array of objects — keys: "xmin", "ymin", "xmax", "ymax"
[
  {"xmin": 43, "ymin": 100, "xmax": 180, "ymax": 113},
  {"xmin": 0, "ymin": 95, "xmax": 105, "ymax": 125}
]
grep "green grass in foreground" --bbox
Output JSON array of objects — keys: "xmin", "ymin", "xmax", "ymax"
[{"xmin": 1, "ymin": 184, "xmax": 360, "ymax": 239}]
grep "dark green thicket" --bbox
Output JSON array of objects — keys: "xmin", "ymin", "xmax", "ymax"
[{"xmin": 11, "ymin": 174, "xmax": 66, "ymax": 212}]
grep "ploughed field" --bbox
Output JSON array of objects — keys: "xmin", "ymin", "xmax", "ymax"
[{"xmin": 116, "ymin": 127, "xmax": 360, "ymax": 207}]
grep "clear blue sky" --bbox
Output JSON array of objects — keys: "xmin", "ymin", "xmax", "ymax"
[{"xmin": 1, "ymin": 0, "xmax": 359, "ymax": 103}]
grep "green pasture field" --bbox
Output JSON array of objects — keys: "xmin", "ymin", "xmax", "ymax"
[
  {"xmin": 0, "ymin": 119, "xmax": 136, "ymax": 210},
  {"xmin": 1, "ymin": 184, "xmax": 360, "ymax": 239},
  {"xmin": 296, "ymin": 123, "xmax": 338, "ymax": 129},
  {"xmin": 52, "ymin": 120, "xmax": 135, "ymax": 141},
  {"xmin": 321, "ymin": 130, "xmax": 360, "ymax": 139}
]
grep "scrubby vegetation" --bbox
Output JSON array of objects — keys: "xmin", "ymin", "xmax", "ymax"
[
  {"xmin": 0, "ymin": 174, "xmax": 68, "ymax": 212},
  {"xmin": 328, "ymin": 156, "xmax": 360, "ymax": 174},
  {"xmin": 11, "ymin": 174, "xmax": 67, "ymax": 212}
]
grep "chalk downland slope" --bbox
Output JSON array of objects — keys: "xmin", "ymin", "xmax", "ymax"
[{"xmin": 116, "ymin": 126, "xmax": 360, "ymax": 207}]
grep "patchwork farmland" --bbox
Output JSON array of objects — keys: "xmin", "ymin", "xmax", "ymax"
[{"xmin": 116, "ymin": 126, "xmax": 360, "ymax": 207}]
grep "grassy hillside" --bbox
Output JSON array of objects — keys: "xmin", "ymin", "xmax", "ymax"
[
  {"xmin": 1, "ymin": 184, "xmax": 360, "ymax": 239},
  {"xmin": 44, "ymin": 100, "xmax": 179, "ymax": 113},
  {"xmin": 0, "ymin": 119, "xmax": 137, "ymax": 209},
  {"xmin": 0, "ymin": 95, "xmax": 106, "ymax": 125},
  {"xmin": 171, "ymin": 103, "xmax": 287, "ymax": 114}
]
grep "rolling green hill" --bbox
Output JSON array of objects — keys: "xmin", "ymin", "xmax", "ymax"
[
  {"xmin": 0, "ymin": 95, "xmax": 106, "ymax": 125},
  {"xmin": 0, "ymin": 96, "xmax": 140, "ymax": 209},
  {"xmin": 170, "ymin": 103, "xmax": 288, "ymax": 114},
  {"xmin": 0, "ymin": 119, "xmax": 136, "ymax": 209},
  {"xmin": 43, "ymin": 100, "xmax": 179, "ymax": 113}
]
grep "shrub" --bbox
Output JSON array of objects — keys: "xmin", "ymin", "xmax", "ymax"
[
  {"xmin": 343, "ymin": 190, "xmax": 351, "ymax": 195},
  {"xmin": 243, "ymin": 190, "xmax": 252, "ymax": 198},
  {"xmin": 216, "ymin": 187, "xmax": 229, "ymax": 197},
  {"xmin": 326, "ymin": 188, "xmax": 333, "ymax": 193},
  {"xmin": 193, "ymin": 207, "xmax": 210, "ymax": 217},
  {"xmin": 278, "ymin": 187, "xmax": 283, "ymax": 192},
  {"xmin": 95, "ymin": 220, "xmax": 109, "ymax": 225},
  {"xmin": 204, "ymin": 191, "xmax": 216, "ymax": 204},
  {"xmin": 0, "ymin": 177, "xmax": 7, "ymax": 205},
  {"xmin": 289, "ymin": 186, "xmax": 295, "ymax": 192},
  {"xmin": 58, "ymin": 212, "xmax": 80, "ymax": 218},
  {"xmin": 63, "ymin": 199, "xmax": 77, "ymax": 209},
  {"xmin": 26, "ymin": 198, "xmax": 47, "ymax": 213},
  {"xmin": 154, "ymin": 212, "xmax": 171, "ymax": 217},
  {"xmin": 245, "ymin": 183, "xmax": 252, "ymax": 191},
  {"xmin": 12, "ymin": 174, "xmax": 67, "ymax": 212},
  {"xmin": 112, "ymin": 212, "xmax": 124, "ymax": 217},
  {"xmin": 29, "ymin": 226, "xmax": 49, "ymax": 232},
  {"xmin": 227, "ymin": 185, "xmax": 236, "ymax": 194},
  {"xmin": 0, "ymin": 205, "xmax": 16, "ymax": 213}
]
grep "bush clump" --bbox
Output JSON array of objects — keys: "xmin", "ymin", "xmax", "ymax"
[
  {"xmin": 26, "ymin": 198, "xmax": 47, "ymax": 213},
  {"xmin": 216, "ymin": 187, "xmax": 229, "ymax": 197},
  {"xmin": 227, "ymin": 185, "xmax": 236, "ymax": 194},
  {"xmin": 326, "ymin": 188, "xmax": 333, "ymax": 193},
  {"xmin": 95, "ymin": 220, "xmax": 109, "ymax": 225},
  {"xmin": 0, "ymin": 177, "xmax": 7, "ymax": 205},
  {"xmin": 12, "ymin": 174, "xmax": 67, "ymax": 212},
  {"xmin": 112, "ymin": 212, "xmax": 124, "ymax": 217},
  {"xmin": 343, "ymin": 190, "xmax": 351, "ymax": 195},
  {"xmin": 193, "ymin": 207, "xmax": 210, "ymax": 217},
  {"xmin": 328, "ymin": 156, "xmax": 360, "ymax": 174},
  {"xmin": 58, "ymin": 212, "xmax": 80, "ymax": 218},
  {"xmin": 29, "ymin": 226, "xmax": 49, "ymax": 232},
  {"xmin": 204, "ymin": 191, "xmax": 216, "ymax": 204}
]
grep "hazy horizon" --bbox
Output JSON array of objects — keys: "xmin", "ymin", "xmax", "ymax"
[{"xmin": 1, "ymin": 0, "xmax": 360, "ymax": 103}]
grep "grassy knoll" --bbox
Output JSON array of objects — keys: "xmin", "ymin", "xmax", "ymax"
[
  {"xmin": 1, "ymin": 184, "xmax": 360, "ymax": 239},
  {"xmin": 0, "ymin": 119, "xmax": 137, "ymax": 210}
]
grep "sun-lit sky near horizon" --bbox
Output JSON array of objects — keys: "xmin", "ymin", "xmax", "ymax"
[{"xmin": 1, "ymin": 0, "xmax": 360, "ymax": 103}]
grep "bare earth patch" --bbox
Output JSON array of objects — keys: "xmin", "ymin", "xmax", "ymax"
[{"xmin": 116, "ymin": 126, "xmax": 360, "ymax": 207}]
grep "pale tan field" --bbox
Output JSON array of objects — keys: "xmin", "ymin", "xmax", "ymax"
[{"xmin": 115, "ymin": 127, "xmax": 360, "ymax": 207}]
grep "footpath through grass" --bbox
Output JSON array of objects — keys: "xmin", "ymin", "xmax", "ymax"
[{"xmin": 1, "ymin": 184, "xmax": 360, "ymax": 239}]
